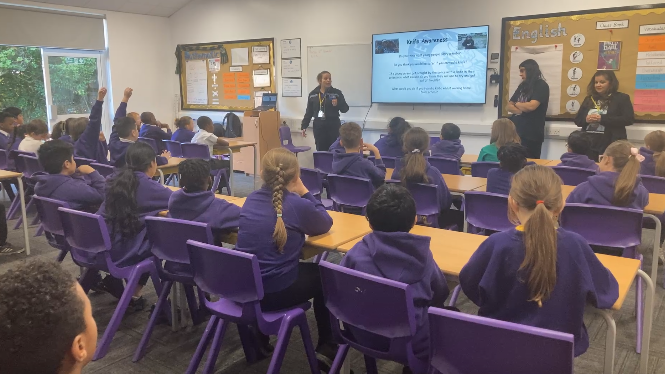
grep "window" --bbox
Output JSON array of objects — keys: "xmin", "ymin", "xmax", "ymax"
[{"xmin": 0, "ymin": 46, "xmax": 46, "ymax": 121}]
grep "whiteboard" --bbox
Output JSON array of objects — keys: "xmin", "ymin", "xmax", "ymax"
[{"xmin": 307, "ymin": 44, "xmax": 371, "ymax": 107}]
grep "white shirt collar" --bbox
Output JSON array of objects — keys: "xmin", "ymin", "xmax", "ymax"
[
  {"xmin": 0, "ymin": 129, "xmax": 8, "ymax": 137},
  {"xmin": 119, "ymin": 138, "xmax": 135, "ymax": 143}
]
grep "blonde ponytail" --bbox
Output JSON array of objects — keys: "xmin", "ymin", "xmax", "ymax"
[
  {"xmin": 604, "ymin": 141, "xmax": 640, "ymax": 207},
  {"xmin": 400, "ymin": 127, "xmax": 430, "ymax": 184},
  {"xmin": 261, "ymin": 148, "xmax": 299, "ymax": 253}
]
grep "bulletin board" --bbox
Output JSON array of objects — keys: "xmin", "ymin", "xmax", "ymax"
[
  {"xmin": 176, "ymin": 38, "xmax": 275, "ymax": 111},
  {"xmin": 499, "ymin": 4, "xmax": 665, "ymax": 123}
]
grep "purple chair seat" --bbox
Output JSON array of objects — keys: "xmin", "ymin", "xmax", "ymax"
[
  {"xmin": 90, "ymin": 162, "xmax": 115, "ymax": 178},
  {"xmin": 471, "ymin": 161, "xmax": 500, "ymax": 178},
  {"xmin": 551, "ymin": 166, "xmax": 595, "ymax": 186},
  {"xmin": 327, "ymin": 174, "xmax": 374, "ymax": 215},
  {"xmin": 300, "ymin": 167, "xmax": 333, "ymax": 210},
  {"xmin": 164, "ymin": 140, "xmax": 184, "ymax": 157},
  {"xmin": 406, "ymin": 183, "xmax": 441, "ymax": 228},
  {"xmin": 640, "ymin": 174, "xmax": 665, "ymax": 194},
  {"xmin": 427, "ymin": 156, "xmax": 461, "ymax": 175},
  {"xmin": 33, "ymin": 196, "xmax": 70, "ymax": 262},
  {"xmin": 279, "ymin": 126, "xmax": 311, "ymax": 155},
  {"xmin": 464, "ymin": 191, "xmax": 512, "ymax": 234},
  {"xmin": 313, "ymin": 151, "xmax": 334, "ymax": 174}
]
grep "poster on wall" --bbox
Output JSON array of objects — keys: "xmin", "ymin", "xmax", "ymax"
[
  {"xmin": 597, "ymin": 41, "xmax": 622, "ymax": 70},
  {"xmin": 509, "ymin": 44, "xmax": 563, "ymax": 116},
  {"xmin": 185, "ymin": 59, "xmax": 208, "ymax": 105}
]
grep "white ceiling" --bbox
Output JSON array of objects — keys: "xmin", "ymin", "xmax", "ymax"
[{"xmin": 28, "ymin": 0, "xmax": 195, "ymax": 17}]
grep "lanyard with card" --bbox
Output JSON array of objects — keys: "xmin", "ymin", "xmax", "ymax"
[
  {"xmin": 591, "ymin": 97, "xmax": 601, "ymax": 111},
  {"xmin": 318, "ymin": 92, "xmax": 325, "ymax": 118}
]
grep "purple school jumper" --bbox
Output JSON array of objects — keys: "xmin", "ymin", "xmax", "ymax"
[
  {"xmin": 34, "ymin": 171, "xmax": 105, "ymax": 212},
  {"xmin": 390, "ymin": 160, "xmax": 452, "ymax": 212},
  {"xmin": 374, "ymin": 134, "xmax": 404, "ymax": 158},
  {"xmin": 74, "ymin": 100, "xmax": 108, "ymax": 164},
  {"xmin": 168, "ymin": 188, "xmax": 240, "ymax": 231},
  {"xmin": 566, "ymin": 171, "xmax": 649, "ymax": 210},
  {"xmin": 139, "ymin": 124, "xmax": 172, "ymax": 154},
  {"xmin": 332, "ymin": 152, "xmax": 386, "ymax": 188},
  {"xmin": 430, "ymin": 139, "xmax": 465, "ymax": 161},
  {"xmin": 109, "ymin": 103, "xmax": 167, "ymax": 168},
  {"xmin": 559, "ymin": 152, "xmax": 599, "ymax": 172}
]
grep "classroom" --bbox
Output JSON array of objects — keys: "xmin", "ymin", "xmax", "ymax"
[{"xmin": 1, "ymin": 0, "xmax": 665, "ymax": 374}]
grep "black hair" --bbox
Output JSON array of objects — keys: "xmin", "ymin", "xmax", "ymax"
[
  {"xmin": 105, "ymin": 142, "xmax": 156, "ymax": 240},
  {"xmin": 114, "ymin": 117, "xmax": 138, "ymax": 138},
  {"xmin": 385, "ymin": 117, "xmax": 411, "ymax": 148},
  {"xmin": 197, "ymin": 116, "xmax": 213, "ymax": 131},
  {"xmin": 441, "ymin": 123, "xmax": 460, "ymax": 140},
  {"xmin": 38, "ymin": 139, "xmax": 74, "ymax": 174},
  {"xmin": 567, "ymin": 130, "xmax": 591, "ymax": 155},
  {"xmin": 3, "ymin": 107, "xmax": 22, "ymax": 118},
  {"xmin": 175, "ymin": 116, "xmax": 192, "ymax": 129},
  {"xmin": 178, "ymin": 159, "xmax": 211, "ymax": 193},
  {"xmin": 366, "ymin": 184, "xmax": 416, "ymax": 233},
  {"xmin": 140, "ymin": 112, "xmax": 155, "ymax": 125},
  {"xmin": 497, "ymin": 143, "xmax": 529, "ymax": 173},
  {"xmin": 0, "ymin": 112, "xmax": 14, "ymax": 124},
  {"xmin": 586, "ymin": 70, "xmax": 619, "ymax": 104},
  {"xmin": 25, "ymin": 119, "xmax": 48, "ymax": 136},
  {"xmin": 517, "ymin": 59, "xmax": 545, "ymax": 98},
  {"xmin": 0, "ymin": 260, "xmax": 86, "ymax": 374}
]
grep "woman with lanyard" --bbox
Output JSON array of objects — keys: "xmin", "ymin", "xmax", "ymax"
[
  {"xmin": 301, "ymin": 71, "xmax": 349, "ymax": 151},
  {"xmin": 574, "ymin": 70, "xmax": 634, "ymax": 161},
  {"xmin": 506, "ymin": 59, "xmax": 550, "ymax": 159}
]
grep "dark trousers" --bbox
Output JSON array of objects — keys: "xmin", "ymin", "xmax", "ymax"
[
  {"xmin": 521, "ymin": 138, "xmax": 543, "ymax": 159},
  {"xmin": 209, "ymin": 158, "xmax": 231, "ymax": 194},
  {"xmin": 0, "ymin": 204, "xmax": 7, "ymax": 246},
  {"xmin": 2, "ymin": 180, "xmax": 16, "ymax": 201},
  {"xmin": 587, "ymin": 133, "xmax": 611, "ymax": 162},
  {"xmin": 313, "ymin": 118, "xmax": 341, "ymax": 152},
  {"xmin": 260, "ymin": 262, "xmax": 332, "ymax": 346}
]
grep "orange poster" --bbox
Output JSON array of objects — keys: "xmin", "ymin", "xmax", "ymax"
[
  {"xmin": 223, "ymin": 82, "xmax": 236, "ymax": 88},
  {"xmin": 237, "ymin": 76, "xmax": 250, "ymax": 83},
  {"xmin": 237, "ymin": 82, "xmax": 251, "ymax": 88},
  {"xmin": 237, "ymin": 89, "xmax": 251, "ymax": 95},
  {"xmin": 237, "ymin": 72, "xmax": 250, "ymax": 78},
  {"xmin": 224, "ymin": 94, "xmax": 236, "ymax": 100},
  {"xmin": 222, "ymin": 73, "xmax": 236, "ymax": 81},
  {"xmin": 224, "ymin": 89, "xmax": 236, "ymax": 95}
]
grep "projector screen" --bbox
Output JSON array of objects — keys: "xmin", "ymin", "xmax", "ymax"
[{"xmin": 372, "ymin": 26, "xmax": 489, "ymax": 104}]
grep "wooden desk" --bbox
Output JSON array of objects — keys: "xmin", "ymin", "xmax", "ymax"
[
  {"xmin": 305, "ymin": 210, "xmax": 371, "ymax": 251},
  {"xmin": 460, "ymin": 154, "xmax": 557, "ymax": 166},
  {"xmin": 595, "ymin": 254, "xmax": 640, "ymax": 310},
  {"xmin": 385, "ymin": 169, "xmax": 487, "ymax": 194},
  {"xmin": 156, "ymin": 157, "xmax": 185, "ymax": 183},
  {"xmin": 0, "ymin": 170, "xmax": 29, "ymax": 255},
  {"xmin": 213, "ymin": 139, "xmax": 258, "ymax": 197}
]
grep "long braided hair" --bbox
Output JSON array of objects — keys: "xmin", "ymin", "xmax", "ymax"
[{"xmin": 261, "ymin": 148, "xmax": 299, "ymax": 253}]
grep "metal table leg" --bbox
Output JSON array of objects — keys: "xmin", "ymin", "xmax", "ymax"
[
  {"xmin": 158, "ymin": 169, "xmax": 165, "ymax": 185},
  {"xmin": 637, "ymin": 269, "xmax": 654, "ymax": 374},
  {"xmin": 16, "ymin": 178, "xmax": 30, "ymax": 255},
  {"xmin": 596, "ymin": 309, "xmax": 616, "ymax": 374},
  {"xmin": 643, "ymin": 214, "xmax": 660, "ymax": 285}
]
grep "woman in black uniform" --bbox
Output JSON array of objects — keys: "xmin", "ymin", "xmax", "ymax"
[
  {"xmin": 574, "ymin": 70, "xmax": 634, "ymax": 161},
  {"xmin": 301, "ymin": 71, "xmax": 349, "ymax": 151}
]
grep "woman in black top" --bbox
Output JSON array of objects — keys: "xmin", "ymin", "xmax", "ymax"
[
  {"xmin": 506, "ymin": 59, "xmax": 550, "ymax": 159},
  {"xmin": 301, "ymin": 71, "xmax": 349, "ymax": 151},
  {"xmin": 574, "ymin": 70, "xmax": 634, "ymax": 161}
]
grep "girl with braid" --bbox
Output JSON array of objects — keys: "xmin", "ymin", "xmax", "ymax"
[{"xmin": 236, "ymin": 148, "xmax": 337, "ymax": 369}]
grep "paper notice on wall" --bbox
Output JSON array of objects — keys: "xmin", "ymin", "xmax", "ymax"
[
  {"xmin": 281, "ymin": 59, "xmax": 302, "ymax": 78},
  {"xmin": 281, "ymin": 38, "xmax": 301, "ymax": 59},
  {"xmin": 509, "ymin": 44, "xmax": 563, "ymax": 115},
  {"xmin": 231, "ymin": 48, "xmax": 249, "ymax": 66},
  {"xmin": 253, "ymin": 69, "xmax": 271, "ymax": 88},
  {"xmin": 635, "ymin": 36, "xmax": 665, "ymax": 114},
  {"xmin": 185, "ymin": 60, "xmax": 208, "ymax": 105},
  {"xmin": 252, "ymin": 46, "xmax": 270, "ymax": 64},
  {"xmin": 282, "ymin": 78, "xmax": 302, "ymax": 97}
]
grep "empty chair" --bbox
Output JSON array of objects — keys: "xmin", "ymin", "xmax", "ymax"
[
  {"xmin": 138, "ymin": 137, "xmax": 159, "ymax": 154},
  {"xmin": 427, "ymin": 156, "xmax": 461, "ymax": 175},
  {"xmin": 327, "ymin": 174, "xmax": 374, "ymax": 214},
  {"xmin": 407, "ymin": 183, "xmax": 441, "ymax": 228},
  {"xmin": 551, "ymin": 166, "xmax": 595, "ymax": 186},
  {"xmin": 91, "ymin": 163, "xmax": 115, "ymax": 178},
  {"xmin": 300, "ymin": 167, "xmax": 333, "ymax": 210},
  {"xmin": 181, "ymin": 143, "xmax": 231, "ymax": 195},
  {"xmin": 319, "ymin": 261, "xmax": 428, "ymax": 374},
  {"xmin": 74, "ymin": 157, "xmax": 96, "ymax": 167},
  {"xmin": 279, "ymin": 126, "xmax": 311, "ymax": 156},
  {"xmin": 313, "ymin": 151, "xmax": 334, "ymax": 174},
  {"xmin": 164, "ymin": 140, "xmax": 184, "ymax": 157},
  {"xmin": 640, "ymin": 174, "xmax": 665, "ymax": 194},
  {"xmin": 33, "ymin": 196, "xmax": 70, "ymax": 262},
  {"xmin": 428, "ymin": 307, "xmax": 574, "ymax": 374},
  {"xmin": 185, "ymin": 240, "xmax": 319, "ymax": 374},
  {"xmin": 471, "ymin": 161, "xmax": 500, "ymax": 178}
]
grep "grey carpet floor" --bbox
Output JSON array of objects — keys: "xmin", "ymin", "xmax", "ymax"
[{"xmin": 2, "ymin": 173, "xmax": 665, "ymax": 373}]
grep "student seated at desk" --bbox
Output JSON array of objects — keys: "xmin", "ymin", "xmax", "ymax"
[
  {"xmin": 0, "ymin": 111, "xmax": 20, "ymax": 154},
  {"xmin": 478, "ymin": 118, "xmax": 521, "ymax": 162},
  {"xmin": 139, "ymin": 112, "xmax": 171, "ymax": 154},
  {"xmin": 0, "ymin": 261, "xmax": 97, "ymax": 374},
  {"xmin": 430, "ymin": 122, "xmax": 464, "ymax": 160},
  {"xmin": 332, "ymin": 121, "xmax": 386, "ymax": 188},
  {"xmin": 18, "ymin": 120, "xmax": 49, "ymax": 154},
  {"xmin": 97, "ymin": 142, "xmax": 173, "ymax": 308},
  {"xmin": 235, "ymin": 148, "xmax": 336, "ymax": 369},
  {"xmin": 171, "ymin": 116, "xmax": 195, "ymax": 143},
  {"xmin": 559, "ymin": 131, "xmax": 599, "ymax": 171},
  {"xmin": 191, "ymin": 116, "xmax": 231, "ymax": 177},
  {"xmin": 460, "ymin": 165, "xmax": 619, "ymax": 357},
  {"xmin": 168, "ymin": 159, "xmax": 240, "ymax": 244},
  {"xmin": 639, "ymin": 130, "xmax": 665, "ymax": 177},
  {"xmin": 486, "ymin": 143, "xmax": 528, "ymax": 195},
  {"xmin": 70, "ymin": 88, "xmax": 109, "ymax": 165},
  {"xmin": 34, "ymin": 140, "xmax": 105, "ymax": 213},
  {"xmin": 341, "ymin": 184, "xmax": 449, "ymax": 368},
  {"xmin": 373, "ymin": 117, "xmax": 411, "ymax": 158},
  {"xmin": 566, "ymin": 140, "xmax": 648, "ymax": 210}
]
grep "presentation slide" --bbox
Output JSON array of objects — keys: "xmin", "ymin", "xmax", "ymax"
[{"xmin": 372, "ymin": 26, "xmax": 489, "ymax": 104}]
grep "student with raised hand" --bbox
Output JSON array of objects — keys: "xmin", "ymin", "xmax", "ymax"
[
  {"xmin": 430, "ymin": 122, "xmax": 465, "ymax": 160},
  {"xmin": 0, "ymin": 261, "xmax": 98, "ymax": 374},
  {"xmin": 566, "ymin": 140, "xmax": 648, "ymax": 210},
  {"xmin": 639, "ymin": 130, "xmax": 665, "ymax": 177},
  {"xmin": 35, "ymin": 140, "xmax": 105, "ymax": 212},
  {"xmin": 97, "ymin": 142, "xmax": 173, "ymax": 308},
  {"xmin": 341, "ymin": 184, "xmax": 448, "ymax": 367},
  {"xmin": 235, "ymin": 148, "xmax": 335, "ymax": 369},
  {"xmin": 172, "ymin": 116, "xmax": 195, "ymax": 143},
  {"xmin": 559, "ymin": 131, "xmax": 599, "ymax": 171},
  {"xmin": 18, "ymin": 119, "xmax": 49, "ymax": 154},
  {"xmin": 139, "ymin": 111, "xmax": 172, "ymax": 154},
  {"xmin": 373, "ymin": 117, "xmax": 411, "ymax": 157},
  {"xmin": 460, "ymin": 165, "xmax": 618, "ymax": 357},
  {"xmin": 74, "ymin": 87, "xmax": 109, "ymax": 164},
  {"xmin": 478, "ymin": 118, "xmax": 521, "ymax": 162},
  {"xmin": 486, "ymin": 143, "xmax": 529, "ymax": 195},
  {"xmin": 332, "ymin": 121, "xmax": 386, "ymax": 188}
]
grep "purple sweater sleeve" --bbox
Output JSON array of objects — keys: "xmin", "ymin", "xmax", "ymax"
[
  {"xmin": 75, "ymin": 100, "xmax": 103, "ymax": 160},
  {"xmin": 579, "ymin": 240, "xmax": 619, "ymax": 309},
  {"xmin": 71, "ymin": 171, "xmax": 105, "ymax": 206},
  {"xmin": 114, "ymin": 102, "xmax": 127, "ymax": 120},
  {"xmin": 368, "ymin": 158, "xmax": 387, "ymax": 187},
  {"xmin": 293, "ymin": 192, "xmax": 333, "ymax": 236}
]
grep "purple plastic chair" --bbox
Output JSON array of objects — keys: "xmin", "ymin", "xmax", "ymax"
[
  {"xmin": 551, "ymin": 166, "xmax": 595, "ymax": 186},
  {"xmin": 164, "ymin": 140, "xmax": 184, "ymax": 157},
  {"xmin": 74, "ymin": 157, "xmax": 95, "ymax": 167},
  {"xmin": 300, "ymin": 167, "xmax": 333, "ymax": 210},
  {"xmin": 185, "ymin": 240, "xmax": 320, "ymax": 374},
  {"xmin": 58, "ymin": 207, "xmax": 162, "ymax": 360},
  {"xmin": 640, "ymin": 174, "xmax": 665, "ymax": 194},
  {"xmin": 319, "ymin": 261, "xmax": 428, "ymax": 374},
  {"xmin": 90, "ymin": 162, "xmax": 115, "ymax": 178},
  {"xmin": 381, "ymin": 156, "xmax": 397, "ymax": 169},
  {"xmin": 430, "ymin": 136, "xmax": 441, "ymax": 147},
  {"xmin": 313, "ymin": 151, "xmax": 334, "ymax": 174},
  {"xmin": 138, "ymin": 137, "xmax": 159, "ymax": 154},
  {"xmin": 463, "ymin": 191, "xmax": 512, "ymax": 234},
  {"xmin": 12, "ymin": 154, "xmax": 43, "ymax": 230},
  {"xmin": 406, "ymin": 183, "xmax": 441, "ymax": 228},
  {"xmin": 560, "ymin": 203, "xmax": 645, "ymax": 353},
  {"xmin": 133, "ymin": 217, "xmax": 214, "ymax": 362},
  {"xmin": 428, "ymin": 307, "xmax": 574, "ymax": 374},
  {"xmin": 181, "ymin": 143, "xmax": 231, "ymax": 195},
  {"xmin": 0, "ymin": 150, "xmax": 7, "ymax": 170},
  {"xmin": 327, "ymin": 174, "xmax": 374, "ymax": 215},
  {"xmin": 427, "ymin": 156, "xmax": 461, "ymax": 175},
  {"xmin": 279, "ymin": 126, "xmax": 311, "ymax": 155},
  {"xmin": 471, "ymin": 161, "xmax": 500, "ymax": 178},
  {"xmin": 33, "ymin": 196, "xmax": 70, "ymax": 262}
]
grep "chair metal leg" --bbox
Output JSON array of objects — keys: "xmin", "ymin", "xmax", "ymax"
[
  {"xmin": 34, "ymin": 223, "xmax": 44, "ymax": 237},
  {"xmin": 266, "ymin": 318, "xmax": 296, "ymax": 374},
  {"xmin": 364, "ymin": 355, "xmax": 379, "ymax": 374},
  {"xmin": 56, "ymin": 249, "xmax": 68, "ymax": 263},
  {"xmin": 298, "ymin": 318, "xmax": 321, "ymax": 374},
  {"xmin": 185, "ymin": 316, "xmax": 219, "ymax": 374},
  {"xmin": 133, "ymin": 281, "xmax": 173, "ymax": 362},
  {"xmin": 202, "ymin": 319, "xmax": 228, "ymax": 374}
]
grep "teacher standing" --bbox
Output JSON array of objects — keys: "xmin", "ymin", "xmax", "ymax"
[
  {"xmin": 301, "ymin": 71, "xmax": 349, "ymax": 151},
  {"xmin": 574, "ymin": 70, "xmax": 634, "ymax": 161},
  {"xmin": 507, "ymin": 59, "xmax": 550, "ymax": 159}
]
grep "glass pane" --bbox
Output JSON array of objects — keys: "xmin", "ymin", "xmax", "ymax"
[
  {"xmin": 0, "ymin": 46, "xmax": 46, "ymax": 122},
  {"xmin": 47, "ymin": 56, "xmax": 98, "ymax": 115}
]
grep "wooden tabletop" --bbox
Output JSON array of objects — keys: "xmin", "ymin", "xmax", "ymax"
[
  {"xmin": 595, "ymin": 254, "xmax": 640, "ymax": 310},
  {"xmin": 460, "ymin": 154, "xmax": 557, "ymax": 166},
  {"xmin": 0, "ymin": 169, "xmax": 22, "ymax": 180},
  {"xmin": 305, "ymin": 210, "xmax": 372, "ymax": 250},
  {"xmin": 561, "ymin": 185, "xmax": 665, "ymax": 216},
  {"xmin": 213, "ymin": 138, "xmax": 257, "ymax": 155},
  {"xmin": 385, "ymin": 169, "xmax": 487, "ymax": 193}
]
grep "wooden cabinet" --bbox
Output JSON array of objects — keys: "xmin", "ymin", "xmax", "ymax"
[{"xmin": 234, "ymin": 110, "xmax": 280, "ymax": 174}]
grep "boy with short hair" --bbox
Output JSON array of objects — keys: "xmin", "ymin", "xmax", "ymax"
[
  {"xmin": 34, "ymin": 139, "xmax": 105, "ymax": 212},
  {"xmin": 341, "ymin": 184, "xmax": 449, "ymax": 366},
  {"xmin": 0, "ymin": 111, "xmax": 18, "ymax": 151},
  {"xmin": 191, "ymin": 116, "xmax": 231, "ymax": 177},
  {"xmin": 139, "ymin": 111, "xmax": 172, "ymax": 154},
  {"xmin": 0, "ymin": 261, "xmax": 97, "ymax": 374},
  {"xmin": 559, "ymin": 131, "xmax": 599, "ymax": 171},
  {"xmin": 430, "ymin": 122, "xmax": 465, "ymax": 160},
  {"xmin": 331, "ymin": 122, "xmax": 385, "ymax": 188}
]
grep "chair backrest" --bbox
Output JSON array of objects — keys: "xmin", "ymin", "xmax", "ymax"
[
  {"xmin": 58, "ymin": 207, "xmax": 112, "ymax": 254},
  {"xmin": 90, "ymin": 163, "xmax": 115, "ymax": 178},
  {"xmin": 10, "ymin": 150, "xmax": 33, "ymax": 173},
  {"xmin": 187, "ymin": 240, "xmax": 264, "ymax": 303},
  {"xmin": 427, "ymin": 156, "xmax": 461, "ymax": 175},
  {"xmin": 560, "ymin": 203, "xmax": 643, "ymax": 248},
  {"xmin": 381, "ymin": 156, "xmax": 396, "ymax": 169},
  {"xmin": 430, "ymin": 136, "xmax": 441, "ymax": 146},
  {"xmin": 0, "ymin": 150, "xmax": 7, "ymax": 170},
  {"xmin": 300, "ymin": 167, "xmax": 323, "ymax": 196},
  {"xmin": 164, "ymin": 140, "xmax": 183, "ymax": 157},
  {"xmin": 138, "ymin": 137, "xmax": 159, "ymax": 153},
  {"xmin": 181, "ymin": 143, "xmax": 211, "ymax": 160},
  {"xmin": 19, "ymin": 154, "xmax": 44, "ymax": 177},
  {"xmin": 327, "ymin": 174, "xmax": 374, "ymax": 211},
  {"xmin": 640, "ymin": 174, "xmax": 665, "ymax": 194},
  {"xmin": 428, "ymin": 308, "xmax": 574, "ymax": 374},
  {"xmin": 278, "ymin": 126, "xmax": 293, "ymax": 146},
  {"xmin": 464, "ymin": 191, "xmax": 513, "ymax": 232},
  {"xmin": 313, "ymin": 151, "xmax": 334, "ymax": 174},
  {"xmin": 74, "ymin": 157, "xmax": 95, "ymax": 167},
  {"xmin": 551, "ymin": 166, "xmax": 595, "ymax": 186},
  {"xmin": 34, "ymin": 196, "xmax": 70, "ymax": 236},
  {"xmin": 145, "ymin": 217, "xmax": 213, "ymax": 265},
  {"xmin": 471, "ymin": 161, "xmax": 500, "ymax": 178},
  {"xmin": 406, "ymin": 183, "xmax": 440, "ymax": 217}
]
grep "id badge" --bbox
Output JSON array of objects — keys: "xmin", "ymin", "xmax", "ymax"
[{"xmin": 318, "ymin": 110, "xmax": 325, "ymax": 118}]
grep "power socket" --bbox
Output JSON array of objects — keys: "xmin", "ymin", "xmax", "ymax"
[{"xmin": 548, "ymin": 128, "xmax": 561, "ymax": 136}]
